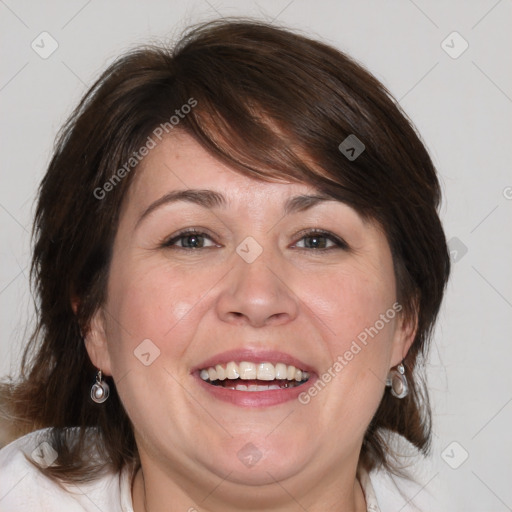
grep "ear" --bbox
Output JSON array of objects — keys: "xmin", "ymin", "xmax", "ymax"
[
  {"xmin": 389, "ymin": 306, "xmax": 418, "ymax": 368},
  {"xmin": 83, "ymin": 308, "xmax": 113, "ymax": 376}
]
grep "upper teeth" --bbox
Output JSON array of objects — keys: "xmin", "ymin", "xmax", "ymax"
[{"xmin": 199, "ymin": 362, "xmax": 309, "ymax": 382}]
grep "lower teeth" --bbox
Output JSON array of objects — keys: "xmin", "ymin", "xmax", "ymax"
[{"xmin": 208, "ymin": 379, "xmax": 308, "ymax": 391}]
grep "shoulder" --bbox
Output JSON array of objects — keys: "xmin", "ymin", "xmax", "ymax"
[
  {"xmin": 367, "ymin": 465, "xmax": 440, "ymax": 512},
  {"xmin": 0, "ymin": 428, "xmax": 134, "ymax": 512}
]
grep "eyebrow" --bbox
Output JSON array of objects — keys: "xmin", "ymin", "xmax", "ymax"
[{"xmin": 135, "ymin": 189, "xmax": 334, "ymax": 228}]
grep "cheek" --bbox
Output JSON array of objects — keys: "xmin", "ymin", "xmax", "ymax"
[
  {"xmin": 102, "ymin": 264, "xmax": 209, "ymax": 434},
  {"xmin": 103, "ymin": 260, "xmax": 207, "ymax": 369},
  {"xmin": 303, "ymin": 265, "xmax": 397, "ymax": 348},
  {"xmin": 295, "ymin": 267, "xmax": 398, "ymax": 450}
]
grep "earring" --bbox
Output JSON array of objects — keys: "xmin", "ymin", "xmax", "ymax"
[
  {"xmin": 386, "ymin": 362, "xmax": 409, "ymax": 399},
  {"xmin": 91, "ymin": 369, "xmax": 110, "ymax": 403}
]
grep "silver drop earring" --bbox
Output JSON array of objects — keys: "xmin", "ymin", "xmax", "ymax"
[
  {"xmin": 91, "ymin": 369, "xmax": 110, "ymax": 403},
  {"xmin": 386, "ymin": 362, "xmax": 409, "ymax": 399}
]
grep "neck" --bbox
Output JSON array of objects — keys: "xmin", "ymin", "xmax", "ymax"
[{"xmin": 131, "ymin": 459, "xmax": 367, "ymax": 512}]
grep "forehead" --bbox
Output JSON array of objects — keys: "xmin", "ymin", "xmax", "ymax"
[{"xmin": 127, "ymin": 132, "xmax": 321, "ymax": 208}]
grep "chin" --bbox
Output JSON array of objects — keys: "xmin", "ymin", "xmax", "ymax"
[{"xmin": 200, "ymin": 435, "xmax": 312, "ymax": 486}]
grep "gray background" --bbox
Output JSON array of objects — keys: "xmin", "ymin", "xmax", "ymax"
[{"xmin": 1, "ymin": 1, "xmax": 511, "ymax": 510}]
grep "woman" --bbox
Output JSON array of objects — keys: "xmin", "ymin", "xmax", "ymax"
[{"xmin": 0, "ymin": 19, "xmax": 450, "ymax": 512}]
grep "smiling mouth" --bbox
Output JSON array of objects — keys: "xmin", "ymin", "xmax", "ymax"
[{"xmin": 199, "ymin": 361, "xmax": 310, "ymax": 391}]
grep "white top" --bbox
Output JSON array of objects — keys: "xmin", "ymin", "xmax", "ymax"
[{"xmin": 0, "ymin": 429, "xmax": 435, "ymax": 511}]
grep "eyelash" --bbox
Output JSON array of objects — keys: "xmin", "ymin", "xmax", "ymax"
[{"xmin": 161, "ymin": 228, "xmax": 349, "ymax": 252}]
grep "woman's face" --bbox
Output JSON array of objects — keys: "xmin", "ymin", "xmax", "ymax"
[{"xmin": 87, "ymin": 132, "xmax": 413, "ymax": 492}]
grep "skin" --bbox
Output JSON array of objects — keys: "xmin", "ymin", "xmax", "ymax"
[{"xmin": 85, "ymin": 132, "xmax": 415, "ymax": 512}]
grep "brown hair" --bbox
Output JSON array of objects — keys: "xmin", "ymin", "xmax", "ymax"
[{"xmin": 0, "ymin": 18, "xmax": 450, "ymax": 483}]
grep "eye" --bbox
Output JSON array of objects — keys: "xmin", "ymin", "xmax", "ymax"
[
  {"xmin": 162, "ymin": 229, "xmax": 219, "ymax": 250},
  {"xmin": 293, "ymin": 229, "xmax": 348, "ymax": 251}
]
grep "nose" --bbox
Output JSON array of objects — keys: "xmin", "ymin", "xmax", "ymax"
[{"xmin": 215, "ymin": 250, "xmax": 299, "ymax": 328}]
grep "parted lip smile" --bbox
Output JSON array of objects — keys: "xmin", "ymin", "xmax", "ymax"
[{"xmin": 191, "ymin": 349, "xmax": 317, "ymax": 404}]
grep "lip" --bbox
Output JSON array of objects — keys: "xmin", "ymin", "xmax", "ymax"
[
  {"xmin": 191, "ymin": 348, "xmax": 317, "ymax": 408},
  {"xmin": 194, "ymin": 374, "xmax": 317, "ymax": 407},
  {"xmin": 191, "ymin": 348, "xmax": 316, "ymax": 374}
]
